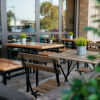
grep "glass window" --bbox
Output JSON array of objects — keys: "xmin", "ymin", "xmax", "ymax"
[
  {"xmin": 7, "ymin": 0, "xmax": 36, "ymax": 32},
  {"xmin": 0, "ymin": 36, "xmax": 1, "ymax": 57},
  {"xmin": 40, "ymin": 0, "xmax": 59, "ymax": 32},
  {"xmin": 62, "ymin": 0, "xmax": 74, "ymax": 31},
  {"xmin": 50, "ymin": 34, "xmax": 59, "ymax": 43},
  {"xmin": 8, "ymin": 35, "xmax": 36, "ymax": 43},
  {"xmin": 40, "ymin": 34, "xmax": 49, "ymax": 43},
  {"xmin": 0, "ymin": 1, "xmax": 1, "ymax": 32}
]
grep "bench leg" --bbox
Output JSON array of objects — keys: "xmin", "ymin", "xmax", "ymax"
[{"xmin": 36, "ymin": 70, "xmax": 39, "ymax": 86}]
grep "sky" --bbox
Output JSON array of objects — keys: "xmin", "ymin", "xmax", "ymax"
[{"xmin": 7, "ymin": 0, "xmax": 59, "ymax": 21}]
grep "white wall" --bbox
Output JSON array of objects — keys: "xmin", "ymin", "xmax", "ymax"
[{"xmin": 88, "ymin": 0, "xmax": 100, "ymax": 41}]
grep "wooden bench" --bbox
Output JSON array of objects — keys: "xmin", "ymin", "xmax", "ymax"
[
  {"xmin": 75, "ymin": 68, "xmax": 90, "ymax": 73},
  {"xmin": 33, "ymin": 79, "xmax": 63, "ymax": 93},
  {"xmin": 38, "ymin": 51, "xmax": 57, "ymax": 56},
  {"xmin": 59, "ymin": 48, "xmax": 72, "ymax": 53},
  {"xmin": 0, "ymin": 58, "xmax": 24, "ymax": 85}
]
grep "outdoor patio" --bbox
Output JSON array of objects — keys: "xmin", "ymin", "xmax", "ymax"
[{"xmin": 0, "ymin": 0, "xmax": 100, "ymax": 100}]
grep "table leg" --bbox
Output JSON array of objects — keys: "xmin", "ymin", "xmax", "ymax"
[
  {"xmin": 57, "ymin": 48, "xmax": 59, "ymax": 53},
  {"xmin": 36, "ymin": 70, "xmax": 39, "ymax": 86},
  {"xmin": 8, "ymin": 47, "xmax": 13, "ymax": 59},
  {"xmin": 2, "ymin": 72, "xmax": 7, "ymax": 85},
  {"xmin": 35, "ymin": 49, "xmax": 39, "ymax": 86},
  {"xmin": 65, "ymin": 60, "xmax": 71, "ymax": 81},
  {"xmin": 65, "ymin": 61, "xmax": 77, "ymax": 81},
  {"xmin": 26, "ymin": 69, "xmax": 30, "ymax": 92},
  {"xmin": 72, "ymin": 42, "xmax": 74, "ymax": 49}
]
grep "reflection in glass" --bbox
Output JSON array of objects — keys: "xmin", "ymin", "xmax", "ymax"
[
  {"xmin": 62, "ymin": 0, "xmax": 74, "ymax": 31},
  {"xmin": 8, "ymin": 35, "xmax": 36, "ymax": 43},
  {"xmin": 50, "ymin": 34, "xmax": 58, "ymax": 43},
  {"xmin": 40, "ymin": 35, "xmax": 49, "ymax": 43},
  {"xmin": 40, "ymin": 0, "xmax": 59, "ymax": 32},
  {"xmin": 0, "ymin": 1, "xmax": 1, "ymax": 32},
  {"xmin": 7, "ymin": 0, "xmax": 36, "ymax": 32},
  {"xmin": 0, "ymin": 36, "xmax": 1, "ymax": 57}
]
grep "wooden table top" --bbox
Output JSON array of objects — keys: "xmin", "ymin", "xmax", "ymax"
[
  {"xmin": 0, "ymin": 58, "xmax": 22, "ymax": 71},
  {"xmin": 49, "ymin": 50, "xmax": 100, "ymax": 64},
  {"xmin": 61, "ymin": 38, "xmax": 92, "ymax": 42},
  {"xmin": 5, "ymin": 42, "xmax": 64, "ymax": 50}
]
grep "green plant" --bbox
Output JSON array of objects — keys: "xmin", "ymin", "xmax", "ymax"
[
  {"xmin": 75, "ymin": 37, "xmax": 87, "ymax": 46},
  {"xmin": 50, "ymin": 37, "xmax": 55, "ymax": 40},
  {"xmin": 68, "ymin": 32, "xmax": 74, "ymax": 36},
  {"xmin": 61, "ymin": 75, "xmax": 100, "ymax": 100},
  {"xmin": 19, "ymin": 33, "xmax": 27, "ymax": 38},
  {"xmin": 50, "ymin": 35, "xmax": 55, "ymax": 40}
]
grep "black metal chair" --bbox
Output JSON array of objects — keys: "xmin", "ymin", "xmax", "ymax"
[{"xmin": 20, "ymin": 53, "xmax": 64, "ymax": 98}]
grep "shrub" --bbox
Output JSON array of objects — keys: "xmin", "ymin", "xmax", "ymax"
[
  {"xmin": 75, "ymin": 37, "xmax": 87, "ymax": 46},
  {"xmin": 19, "ymin": 33, "xmax": 27, "ymax": 38},
  {"xmin": 68, "ymin": 32, "xmax": 74, "ymax": 36}
]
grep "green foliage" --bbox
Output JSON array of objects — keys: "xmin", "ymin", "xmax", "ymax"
[
  {"xmin": 7, "ymin": 10, "xmax": 15, "ymax": 31},
  {"xmin": 75, "ymin": 37, "xmax": 87, "ymax": 46},
  {"xmin": 19, "ymin": 33, "xmax": 27, "ymax": 38},
  {"xmin": 50, "ymin": 35, "xmax": 55, "ymax": 40},
  {"xmin": 40, "ymin": 1, "xmax": 58, "ymax": 31},
  {"xmin": 61, "ymin": 78, "xmax": 100, "ymax": 100},
  {"xmin": 87, "ymin": 55, "xmax": 97, "ymax": 61},
  {"xmin": 68, "ymin": 32, "xmax": 74, "ymax": 36},
  {"xmin": 95, "ymin": 63, "xmax": 100, "ymax": 72}
]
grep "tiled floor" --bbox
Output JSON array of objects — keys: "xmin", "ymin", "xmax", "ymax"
[{"xmin": 0, "ymin": 62, "xmax": 98, "ymax": 99}]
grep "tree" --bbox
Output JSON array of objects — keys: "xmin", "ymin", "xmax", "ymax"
[
  {"xmin": 7, "ymin": 10, "xmax": 15, "ymax": 31},
  {"xmin": 40, "ymin": 1, "xmax": 58, "ymax": 31}
]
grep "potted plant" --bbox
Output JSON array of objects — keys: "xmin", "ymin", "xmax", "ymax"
[
  {"xmin": 68, "ymin": 32, "xmax": 74, "ymax": 40},
  {"xmin": 75, "ymin": 37, "xmax": 87, "ymax": 56},
  {"xmin": 50, "ymin": 35, "xmax": 55, "ymax": 43},
  {"xmin": 19, "ymin": 33, "xmax": 27, "ymax": 44}
]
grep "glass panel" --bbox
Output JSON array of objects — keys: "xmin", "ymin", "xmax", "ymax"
[
  {"xmin": 62, "ymin": 34, "xmax": 67, "ymax": 38},
  {"xmin": 0, "ymin": 36, "xmax": 1, "ymax": 57},
  {"xmin": 0, "ymin": 1, "xmax": 1, "ymax": 32},
  {"xmin": 40, "ymin": 0, "xmax": 59, "ymax": 32},
  {"xmin": 27, "ymin": 35, "xmax": 36, "ymax": 42},
  {"xmin": 8, "ymin": 35, "xmax": 20, "ymax": 43},
  {"xmin": 62, "ymin": 0, "xmax": 74, "ymax": 31},
  {"xmin": 8, "ymin": 35, "xmax": 36, "ymax": 43},
  {"xmin": 50, "ymin": 34, "xmax": 58, "ymax": 43},
  {"xmin": 7, "ymin": 0, "xmax": 36, "ymax": 32},
  {"xmin": 40, "ymin": 34, "xmax": 49, "ymax": 43}
]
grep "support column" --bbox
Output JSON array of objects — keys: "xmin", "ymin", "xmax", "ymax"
[
  {"xmin": 1, "ymin": 0, "xmax": 8, "ymax": 57},
  {"xmin": 79, "ymin": 0, "xmax": 89, "ymax": 38}
]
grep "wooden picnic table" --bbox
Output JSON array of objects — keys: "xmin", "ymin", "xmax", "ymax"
[
  {"xmin": 61, "ymin": 38, "xmax": 92, "ymax": 49},
  {"xmin": 5, "ymin": 42, "xmax": 64, "ymax": 58},
  {"xmin": 5, "ymin": 42, "xmax": 64, "ymax": 50},
  {"xmin": 61, "ymin": 38, "xmax": 92, "ymax": 42},
  {"xmin": 49, "ymin": 50, "xmax": 100, "ymax": 81}
]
